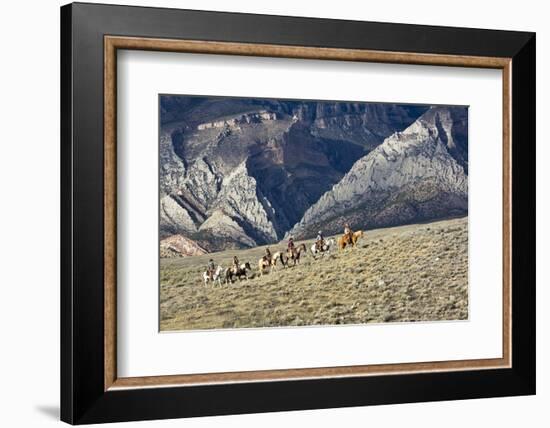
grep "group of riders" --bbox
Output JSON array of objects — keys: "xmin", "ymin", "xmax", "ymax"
[
  {"xmin": 205, "ymin": 222, "xmax": 356, "ymax": 282},
  {"xmin": 206, "ymin": 255, "xmax": 241, "ymax": 282}
]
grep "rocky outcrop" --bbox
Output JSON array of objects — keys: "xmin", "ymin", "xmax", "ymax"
[
  {"xmin": 288, "ymin": 106, "xmax": 468, "ymax": 239},
  {"xmin": 301, "ymin": 102, "xmax": 429, "ymax": 148},
  {"xmin": 198, "ymin": 210, "xmax": 256, "ymax": 248},
  {"xmin": 178, "ymin": 158, "xmax": 222, "ymax": 209},
  {"xmin": 197, "ymin": 110, "xmax": 278, "ymax": 130},
  {"xmin": 246, "ymin": 123, "xmax": 366, "ymax": 233},
  {"xmin": 160, "ymin": 96, "xmax": 466, "ymax": 250},
  {"xmin": 209, "ymin": 162, "xmax": 278, "ymax": 244},
  {"xmin": 160, "ymin": 195, "xmax": 198, "ymax": 237},
  {"xmin": 160, "ymin": 134, "xmax": 187, "ymax": 193},
  {"xmin": 160, "ymin": 234, "xmax": 207, "ymax": 258}
]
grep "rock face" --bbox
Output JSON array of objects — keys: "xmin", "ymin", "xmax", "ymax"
[
  {"xmin": 197, "ymin": 111, "xmax": 278, "ymax": 130},
  {"xmin": 199, "ymin": 210, "xmax": 256, "ymax": 249},
  {"xmin": 159, "ymin": 96, "xmax": 466, "ymax": 253},
  {"xmin": 288, "ymin": 106, "xmax": 468, "ymax": 239},
  {"xmin": 160, "ymin": 234, "xmax": 207, "ymax": 258},
  {"xmin": 160, "ymin": 195, "xmax": 198, "ymax": 235},
  {"xmin": 205, "ymin": 162, "xmax": 278, "ymax": 246}
]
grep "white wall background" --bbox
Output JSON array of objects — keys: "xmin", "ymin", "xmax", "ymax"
[{"xmin": 0, "ymin": 0, "xmax": 546, "ymax": 427}]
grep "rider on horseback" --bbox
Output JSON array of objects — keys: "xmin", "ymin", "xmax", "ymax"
[
  {"xmin": 207, "ymin": 258, "xmax": 215, "ymax": 280},
  {"xmin": 315, "ymin": 230, "xmax": 325, "ymax": 252},
  {"xmin": 288, "ymin": 237, "xmax": 295, "ymax": 252},
  {"xmin": 288, "ymin": 236, "xmax": 296, "ymax": 258},
  {"xmin": 264, "ymin": 247, "xmax": 272, "ymax": 264},
  {"xmin": 232, "ymin": 256, "xmax": 240, "ymax": 273},
  {"xmin": 344, "ymin": 222, "xmax": 353, "ymax": 244}
]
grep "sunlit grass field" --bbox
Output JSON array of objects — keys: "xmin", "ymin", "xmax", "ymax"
[{"xmin": 160, "ymin": 217, "xmax": 468, "ymax": 331}]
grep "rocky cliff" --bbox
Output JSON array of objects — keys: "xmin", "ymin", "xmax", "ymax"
[
  {"xmin": 159, "ymin": 234, "xmax": 208, "ymax": 258},
  {"xmin": 287, "ymin": 106, "xmax": 468, "ymax": 239},
  {"xmin": 159, "ymin": 96, "xmax": 466, "ymax": 255}
]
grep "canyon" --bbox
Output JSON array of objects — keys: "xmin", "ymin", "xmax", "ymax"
[{"xmin": 159, "ymin": 96, "xmax": 467, "ymax": 256}]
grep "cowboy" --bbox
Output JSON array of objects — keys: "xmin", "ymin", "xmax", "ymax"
[
  {"xmin": 207, "ymin": 259, "xmax": 215, "ymax": 280},
  {"xmin": 315, "ymin": 230, "xmax": 325, "ymax": 251},
  {"xmin": 264, "ymin": 247, "xmax": 272, "ymax": 263},
  {"xmin": 344, "ymin": 222, "xmax": 353, "ymax": 243},
  {"xmin": 232, "ymin": 256, "xmax": 240, "ymax": 273},
  {"xmin": 287, "ymin": 237, "xmax": 295, "ymax": 253}
]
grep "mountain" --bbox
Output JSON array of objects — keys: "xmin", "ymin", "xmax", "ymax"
[
  {"xmin": 159, "ymin": 96, "xmax": 430, "ymax": 253},
  {"xmin": 159, "ymin": 234, "xmax": 208, "ymax": 258},
  {"xmin": 287, "ymin": 106, "xmax": 468, "ymax": 239}
]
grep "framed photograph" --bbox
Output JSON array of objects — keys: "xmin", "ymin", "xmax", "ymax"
[{"xmin": 61, "ymin": 2, "xmax": 535, "ymax": 424}]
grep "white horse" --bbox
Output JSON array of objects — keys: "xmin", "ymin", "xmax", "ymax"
[
  {"xmin": 258, "ymin": 256, "xmax": 271, "ymax": 276},
  {"xmin": 203, "ymin": 265, "xmax": 223, "ymax": 286},
  {"xmin": 310, "ymin": 238, "xmax": 335, "ymax": 258},
  {"xmin": 271, "ymin": 251, "xmax": 288, "ymax": 271}
]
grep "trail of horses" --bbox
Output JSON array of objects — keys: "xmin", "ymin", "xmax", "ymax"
[{"xmin": 160, "ymin": 217, "xmax": 468, "ymax": 331}]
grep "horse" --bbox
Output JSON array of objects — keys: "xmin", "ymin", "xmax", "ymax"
[
  {"xmin": 203, "ymin": 265, "xmax": 223, "ymax": 286},
  {"xmin": 225, "ymin": 262, "xmax": 252, "ymax": 283},
  {"xmin": 287, "ymin": 243, "xmax": 307, "ymax": 266},
  {"xmin": 310, "ymin": 238, "xmax": 335, "ymax": 258},
  {"xmin": 338, "ymin": 230, "xmax": 364, "ymax": 250},
  {"xmin": 271, "ymin": 251, "xmax": 288, "ymax": 270},
  {"xmin": 258, "ymin": 256, "xmax": 271, "ymax": 276},
  {"xmin": 351, "ymin": 230, "xmax": 364, "ymax": 246},
  {"xmin": 259, "ymin": 251, "xmax": 288, "ymax": 276}
]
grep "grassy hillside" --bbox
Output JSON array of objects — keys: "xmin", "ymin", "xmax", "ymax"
[{"xmin": 160, "ymin": 217, "xmax": 468, "ymax": 331}]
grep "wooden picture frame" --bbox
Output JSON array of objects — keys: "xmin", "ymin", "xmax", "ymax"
[{"xmin": 61, "ymin": 2, "xmax": 535, "ymax": 424}]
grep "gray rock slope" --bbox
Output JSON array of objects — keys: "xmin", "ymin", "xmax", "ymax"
[
  {"xmin": 287, "ymin": 106, "xmax": 468, "ymax": 239},
  {"xmin": 160, "ymin": 98, "xmax": 428, "ymax": 252}
]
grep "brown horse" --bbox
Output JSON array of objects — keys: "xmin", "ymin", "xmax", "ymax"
[
  {"xmin": 338, "ymin": 230, "xmax": 364, "ymax": 250},
  {"xmin": 287, "ymin": 243, "xmax": 307, "ymax": 265},
  {"xmin": 225, "ymin": 262, "xmax": 252, "ymax": 283}
]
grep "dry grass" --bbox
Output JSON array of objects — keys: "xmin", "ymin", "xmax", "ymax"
[{"xmin": 160, "ymin": 217, "xmax": 468, "ymax": 331}]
